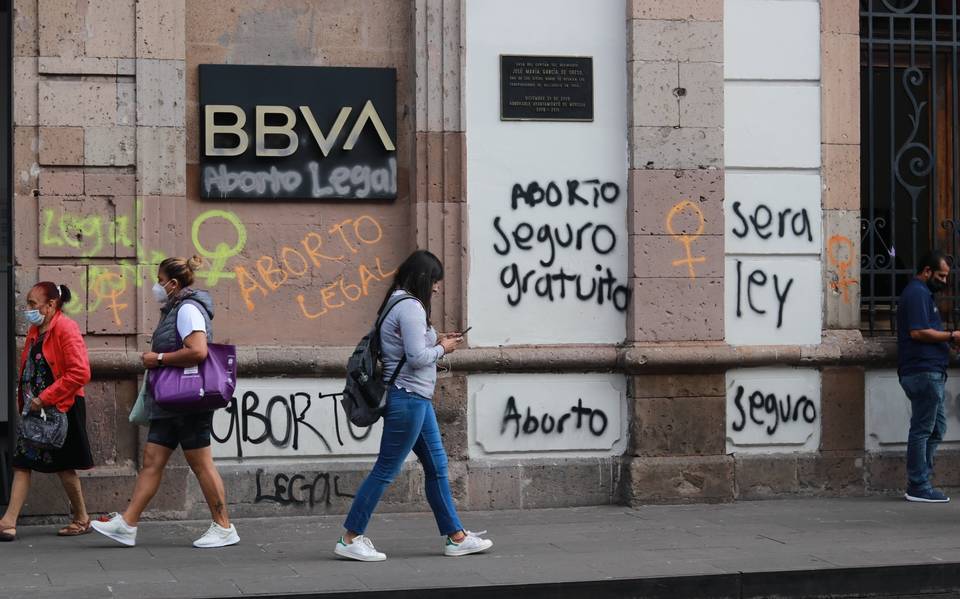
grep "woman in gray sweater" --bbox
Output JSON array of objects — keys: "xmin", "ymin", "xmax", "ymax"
[{"xmin": 335, "ymin": 250, "xmax": 493, "ymax": 561}]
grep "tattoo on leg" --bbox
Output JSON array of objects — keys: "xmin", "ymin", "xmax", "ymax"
[{"xmin": 214, "ymin": 501, "xmax": 224, "ymax": 515}]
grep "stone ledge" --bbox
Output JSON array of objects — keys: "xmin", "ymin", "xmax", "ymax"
[{"xmin": 85, "ymin": 330, "xmax": 898, "ymax": 377}]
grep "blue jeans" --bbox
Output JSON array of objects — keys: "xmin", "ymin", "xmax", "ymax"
[
  {"xmin": 900, "ymin": 371, "xmax": 948, "ymax": 492},
  {"xmin": 344, "ymin": 387, "xmax": 463, "ymax": 536}
]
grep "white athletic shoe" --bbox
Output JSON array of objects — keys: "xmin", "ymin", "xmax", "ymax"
[
  {"xmin": 193, "ymin": 522, "xmax": 240, "ymax": 548},
  {"xmin": 91, "ymin": 513, "xmax": 137, "ymax": 547},
  {"xmin": 334, "ymin": 535, "xmax": 387, "ymax": 562},
  {"xmin": 443, "ymin": 530, "xmax": 493, "ymax": 557}
]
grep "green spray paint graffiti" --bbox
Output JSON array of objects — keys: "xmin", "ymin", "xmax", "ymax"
[{"xmin": 40, "ymin": 200, "xmax": 247, "ymax": 327}]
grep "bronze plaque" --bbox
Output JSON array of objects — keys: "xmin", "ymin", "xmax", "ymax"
[{"xmin": 500, "ymin": 55, "xmax": 593, "ymax": 122}]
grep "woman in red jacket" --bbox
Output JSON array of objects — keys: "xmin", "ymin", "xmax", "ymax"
[{"xmin": 0, "ymin": 282, "xmax": 93, "ymax": 541}]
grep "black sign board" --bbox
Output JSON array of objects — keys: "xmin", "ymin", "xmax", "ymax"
[
  {"xmin": 500, "ymin": 55, "xmax": 593, "ymax": 122},
  {"xmin": 199, "ymin": 64, "xmax": 397, "ymax": 200}
]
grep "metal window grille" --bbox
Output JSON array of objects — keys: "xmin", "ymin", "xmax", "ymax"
[{"xmin": 860, "ymin": 0, "xmax": 960, "ymax": 335}]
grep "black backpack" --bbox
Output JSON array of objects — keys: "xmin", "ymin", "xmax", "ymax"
[{"xmin": 341, "ymin": 293, "xmax": 417, "ymax": 427}]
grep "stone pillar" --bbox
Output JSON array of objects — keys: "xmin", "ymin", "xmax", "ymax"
[
  {"xmin": 622, "ymin": 1, "xmax": 732, "ymax": 504},
  {"xmin": 413, "ymin": 0, "xmax": 467, "ymax": 466},
  {"xmin": 135, "ymin": 0, "xmax": 188, "ymax": 344},
  {"xmin": 626, "ymin": 1, "xmax": 724, "ymax": 344},
  {"xmin": 821, "ymin": 1, "xmax": 861, "ymax": 329},
  {"xmin": 413, "ymin": 0, "xmax": 464, "ymax": 334}
]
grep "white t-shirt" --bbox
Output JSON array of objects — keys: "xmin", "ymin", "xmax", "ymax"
[{"xmin": 176, "ymin": 303, "xmax": 207, "ymax": 341}]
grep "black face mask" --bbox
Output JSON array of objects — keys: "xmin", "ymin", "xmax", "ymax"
[{"xmin": 927, "ymin": 278, "xmax": 948, "ymax": 294}]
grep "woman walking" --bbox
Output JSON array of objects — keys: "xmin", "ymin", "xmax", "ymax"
[
  {"xmin": 334, "ymin": 250, "xmax": 493, "ymax": 561},
  {"xmin": 92, "ymin": 256, "xmax": 239, "ymax": 548},
  {"xmin": 0, "ymin": 282, "xmax": 94, "ymax": 541}
]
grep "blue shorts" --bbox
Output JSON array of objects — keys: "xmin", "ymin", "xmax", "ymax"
[{"xmin": 147, "ymin": 412, "xmax": 214, "ymax": 450}]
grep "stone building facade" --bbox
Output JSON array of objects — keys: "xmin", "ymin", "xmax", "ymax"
[{"xmin": 0, "ymin": 0, "xmax": 935, "ymax": 520}]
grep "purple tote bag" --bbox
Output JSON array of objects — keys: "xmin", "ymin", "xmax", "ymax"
[{"xmin": 149, "ymin": 343, "xmax": 237, "ymax": 412}]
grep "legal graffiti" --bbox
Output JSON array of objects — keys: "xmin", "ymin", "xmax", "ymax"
[
  {"xmin": 254, "ymin": 468, "xmax": 354, "ymax": 508},
  {"xmin": 231, "ymin": 215, "xmax": 395, "ymax": 318}
]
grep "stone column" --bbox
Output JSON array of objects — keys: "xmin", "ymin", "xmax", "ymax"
[
  {"xmin": 821, "ymin": 1, "xmax": 861, "ymax": 329},
  {"xmin": 623, "ymin": 1, "xmax": 732, "ymax": 505},
  {"xmin": 413, "ymin": 0, "xmax": 468, "ymax": 474},
  {"xmin": 412, "ymin": 0, "xmax": 464, "ymax": 334},
  {"xmin": 135, "ymin": 0, "xmax": 188, "ymax": 343},
  {"xmin": 626, "ymin": 0, "xmax": 724, "ymax": 344}
]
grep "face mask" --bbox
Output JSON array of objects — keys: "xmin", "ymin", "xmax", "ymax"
[
  {"xmin": 152, "ymin": 281, "xmax": 172, "ymax": 303},
  {"xmin": 24, "ymin": 309, "xmax": 43, "ymax": 326},
  {"xmin": 928, "ymin": 278, "xmax": 948, "ymax": 294}
]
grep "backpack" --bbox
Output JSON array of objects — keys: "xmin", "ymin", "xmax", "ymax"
[{"xmin": 341, "ymin": 293, "xmax": 417, "ymax": 427}]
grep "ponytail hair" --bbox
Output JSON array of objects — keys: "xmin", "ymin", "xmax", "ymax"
[
  {"xmin": 32, "ymin": 282, "xmax": 72, "ymax": 310},
  {"xmin": 159, "ymin": 255, "xmax": 203, "ymax": 288}
]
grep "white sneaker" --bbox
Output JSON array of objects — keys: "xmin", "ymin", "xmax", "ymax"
[
  {"xmin": 91, "ymin": 513, "xmax": 137, "ymax": 547},
  {"xmin": 334, "ymin": 535, "xmax": 387, "ymax": 562},
  {"xmin": 443, "ymin": 530, "xmax": 493, "ymax": 557},
  {"xmin": 193, "ymin": 522, "xmax": 240, "ymax": 548}
]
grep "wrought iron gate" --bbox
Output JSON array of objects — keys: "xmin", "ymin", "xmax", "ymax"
[{"xmin": 861, "ymin": 0, "xmax": 960, "ymax": 334}]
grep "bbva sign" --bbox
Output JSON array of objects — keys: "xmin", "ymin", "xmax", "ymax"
[
  {"xmin": 198, "ymin": 64, "xmax": 397, "ymax": 200},
  {"xmin": 203, "ymin": 101, "xmax": 396, "ymax": 158}
]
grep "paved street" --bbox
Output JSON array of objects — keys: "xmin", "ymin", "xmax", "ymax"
[{"xmin": 2, "ymin": 496, "xmax": 960, "ymax": 598}]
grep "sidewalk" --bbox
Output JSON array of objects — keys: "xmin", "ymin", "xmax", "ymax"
[{"xmin": 2, "ymin": 497, "xmax": 960, "ymax": 599}]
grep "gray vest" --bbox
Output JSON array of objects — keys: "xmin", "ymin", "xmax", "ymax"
[
  {"xmin": 146, "ymin": 292, "xmax": 213, "ymax": 420},
  {"xmin": 151, "ymin": 297, "xmax": 212, "ymax": 352}
]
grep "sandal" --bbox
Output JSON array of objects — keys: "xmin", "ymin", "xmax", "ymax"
[
  {"xmin": 57, "ymin": 519, "xmax": 91, "ymax": 537},
  {"xmin": 0, "ymin": 526, "xmax": 16, "ymax": 542}
]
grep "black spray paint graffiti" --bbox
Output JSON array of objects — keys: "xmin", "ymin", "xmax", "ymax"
[
  {"xmin": 730, "ymin": 202, "xmax": 814, "ymax": 243},
  {"xmin": 211, "ymin": 390, "xmax": 372, "ymax": 458},
  {"xmin": 501, "ymin": 397, "xmax": 609, "ymax": 437},
  {"xmin": 511, "ymin": 178, "xmax": 621, "ymax": 210},
  {"xmin": 731, "ymin": 386, "xmax": 817, "ymax": 436},
  {"xmin": 734, "ymin": 260, "xmax": 794, "ymax": 328},
  {"xmin": 254, "ymin": 468, "xmax": 354, "ymax": 509},
  {"xmin": 494, "ymin": 178, "xmax": 630, "ymax": 312}
]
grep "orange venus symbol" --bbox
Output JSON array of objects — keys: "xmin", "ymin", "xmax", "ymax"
[{"xmin": 666, "ymin": 200, "xmax": 706, "ymax": 279}]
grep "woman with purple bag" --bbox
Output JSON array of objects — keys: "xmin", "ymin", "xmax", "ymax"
[{"xmin": 92, "ymin": 256, "xmax": 239, "ymax": 549}]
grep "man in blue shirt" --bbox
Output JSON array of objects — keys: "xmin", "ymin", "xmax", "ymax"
[{"xmin": 897, "ymin": 249, "xmax": 958, "ymax": 503}]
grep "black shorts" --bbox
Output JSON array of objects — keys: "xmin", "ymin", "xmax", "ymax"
[{"xmin": 147, "ymin": 411, "xmax": 214, "ymax": 450}]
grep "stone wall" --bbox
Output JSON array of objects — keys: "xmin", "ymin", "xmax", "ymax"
[{"xmin": 7, "ymin": 0, "xmax": 928, "ymax": 520}]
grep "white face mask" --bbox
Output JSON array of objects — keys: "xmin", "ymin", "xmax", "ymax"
[{"xmin": 152, "ymin": 281, "xmax": 172, "ymax": 303}]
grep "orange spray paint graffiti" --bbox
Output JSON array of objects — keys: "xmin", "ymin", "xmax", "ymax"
[
  {"xmin": 232, "ymin": 215, "xmax": 395, "ymax": 319},
  {"xmin": 666, "ymin": 200, "xmax": 706, "ymax": 279},
  {"xmin": 827, "ymin": 235, "xmax": 857, "ymax": 304}
]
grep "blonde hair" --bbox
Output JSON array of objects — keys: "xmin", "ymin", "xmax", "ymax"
[{"xmin": 159, "ymin": 255, "xmax": 203, "ymax": 288}]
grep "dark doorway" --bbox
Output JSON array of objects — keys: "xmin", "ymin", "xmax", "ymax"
[{"xmin": 0, "ymin": 0, "xmax": 13, "ymax": 504}]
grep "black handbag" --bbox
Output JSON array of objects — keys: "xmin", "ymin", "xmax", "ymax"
[{"xmin": 17, "ymin": 401, "xmax": 68, "ymax": 450}]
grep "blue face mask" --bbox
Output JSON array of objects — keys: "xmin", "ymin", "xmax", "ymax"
[{"xmin": 24, "ymin": 309, "xmax": 44, "ymax": 326}]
